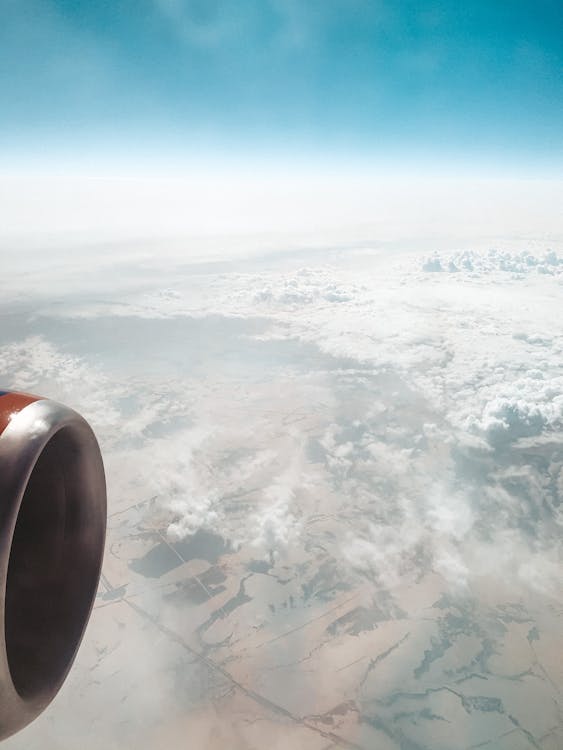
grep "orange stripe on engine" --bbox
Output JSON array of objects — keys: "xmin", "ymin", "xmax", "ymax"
[{"xmin": 0, "ymin": 392, "xmax": 41, "ymax": 436}]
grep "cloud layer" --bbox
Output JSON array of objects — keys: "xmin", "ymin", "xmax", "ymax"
[{"xmin": 1, "ymin": 242, "xmax": 562, "ymax": 749}]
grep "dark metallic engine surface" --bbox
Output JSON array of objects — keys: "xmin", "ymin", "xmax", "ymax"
[{"xmin": 0, "ymin": 397, "xmax": 106, "ymax": 740}]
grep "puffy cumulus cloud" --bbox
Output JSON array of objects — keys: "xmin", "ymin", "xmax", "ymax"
[
  {"xmin": 163, "ymin": 438, "xmax": 300, "ymax": 549},
  {"xmin": 421, "ymin": 255, "xmax": 446, "ymax": 272},
  {"xmin": 138, "ymin": 386, "xmax": 322, "ymax": 556},
  {"xmin": 250, "ymin": 479, "xmax": 300, "ymax": 556},
  {"xmin": 337, "ymin": 436, "xmax": 561, "ymax": 595},
  {"xmin": 460, "ymin": 368, "xmax": 563, "ymax": 447},
  {"xmin": 335, "ymin": 437, "xmax": 477, "ymax": 590},
  {"xmin": 314, "ymin": 412, "xmax": 476, "ymax": 589},
  {"xmin": 212, "ymin": 247, "xmax": 563, "ymax": 596},
  {"xmin": 339, "ymin": 480, "xmax": 477, "ymax": 591},
  {"xmin": 470, "ymin": 391, "xmax": 563, "ymax": 446},
  {"xmin": 513, "ymin": 331, "xmax": 554, "ymax": 346},
  {"xmin": 125, "ymin": 424, "xmax": 223, "ymax": 541},
  {"xmin": 251, "ymin": 267, "xmax": 358, "ymax": 307},
  {"xmin": 166, "ymin": 493, "xmax": 220, "ymax": 541},
  {"xmin": 420, "ymin": 248, "xmax": 563, "ymax": 279},
  {"xmin": 0, "ymin": 333, "xmax": 208, "ymax": 460},
  {"xmin": 248, "ymin": 439, "xmax": 315, "ymax": 558},
  {"xmin": 169, "ymin": 250, "xmax": 561, "ymax": 421},
  {"xmin": 0, "ymin": 335, "xmax": 122, "ymax": 433}
]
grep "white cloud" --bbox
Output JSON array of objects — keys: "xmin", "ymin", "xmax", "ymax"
[
  {"xmin": 0, "ymin": 336, "xmax": 122, "ymax": 433},
  {"xmin": 250, "ymin": 451, "xmax": 306, "ymax": 557},
  {"xmin": 421, "ymin": 248, "xmax": 563, "ymax": 279},
  {"xmin": 3, "ymin": 239, "xmax": 563, "ymax": 747}
]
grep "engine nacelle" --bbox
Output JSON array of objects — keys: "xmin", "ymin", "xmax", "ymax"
[{"xmin": 0, "ymin": 391, "xmax": 106, "ymax": 740}]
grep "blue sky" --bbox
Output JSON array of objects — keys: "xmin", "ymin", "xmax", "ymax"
[{"xmin": 1, "ymin": 0, "xmax": 562, "ymax": 172}]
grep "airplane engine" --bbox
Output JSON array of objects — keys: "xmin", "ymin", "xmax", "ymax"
[{"xmin": 0, "ymin": 391, "xmax": 106, "ymax": 740}]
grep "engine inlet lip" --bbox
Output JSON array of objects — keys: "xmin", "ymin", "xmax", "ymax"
[{"xmin": 0, "ymin": 398, "xmax": 106, "ymax": 740}]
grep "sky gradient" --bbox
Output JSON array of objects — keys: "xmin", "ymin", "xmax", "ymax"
[
  {"xmin": 1, "ymin": 0, "xmax": 563, "ymax": 172},
  {"xmin": 1, "ymin": 11, "xmax": 563, "ymax": 747}
]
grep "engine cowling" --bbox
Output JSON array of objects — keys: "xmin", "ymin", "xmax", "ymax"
[{"xmin": 0, "ymin": 391, "xmax": 106, "ymax": 740}]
